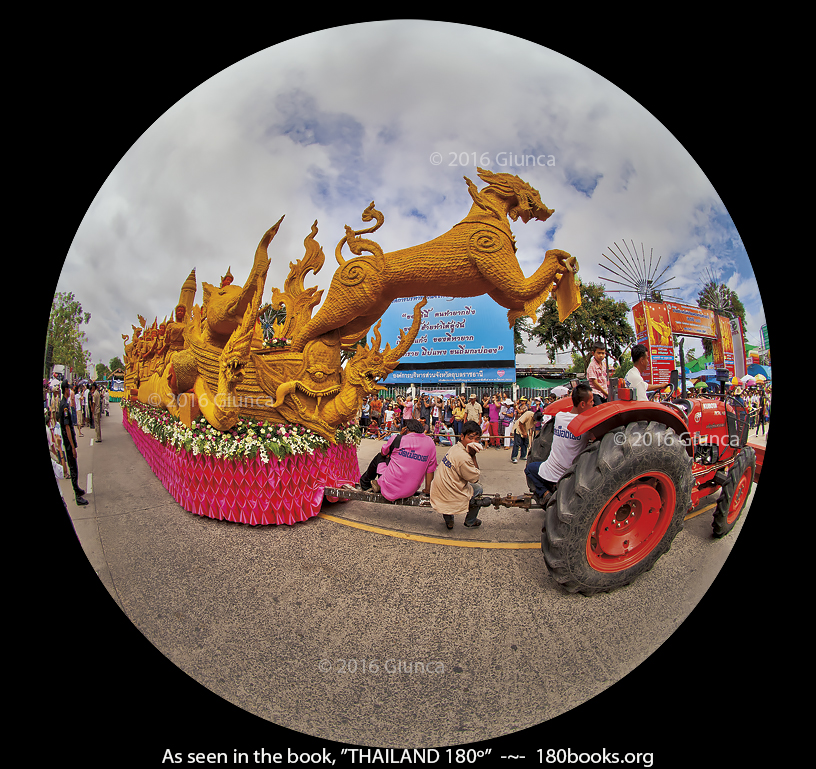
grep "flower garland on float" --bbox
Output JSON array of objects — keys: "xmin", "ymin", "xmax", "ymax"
[{"xmin": 122, "ymin": 399, "xmax": 362, "ymax": 462}]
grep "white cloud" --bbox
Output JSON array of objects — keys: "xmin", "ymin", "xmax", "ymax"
[{"xmin": 54, "ymin": 21, "xmax": 764, "ymax": 369}]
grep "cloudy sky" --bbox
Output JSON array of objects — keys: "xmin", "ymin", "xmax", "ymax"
[{"xmin": 52, "ymin": 20, "xmax": 765, "ymax": 372}]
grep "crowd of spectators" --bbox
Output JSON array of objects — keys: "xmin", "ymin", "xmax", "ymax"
[
  {"xmin": 44, "ymin": 379, "xmax": 108, "ymax": 500},
  {"xmin": 358, "ymin": 390, "xmax": 562, "ymax": 454}
]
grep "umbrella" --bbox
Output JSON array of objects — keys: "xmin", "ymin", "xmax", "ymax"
[
  {"xmin": 740, "ymin": 375, "xmax": 756, "ymax": 386},
  {"xmin": 693, "ymin": 380, "xmax": 708, "ymax": 389},
  {"xmin": 754, "ymin": 374, "xmax": 767, "ymax": 383},
  {"xmin": 551, "ymin": 385, "xmax": 569, "ymax": 397},
  {"xmin": 731, "ymin": 376, "xmax": 740, "ymax": 386}
]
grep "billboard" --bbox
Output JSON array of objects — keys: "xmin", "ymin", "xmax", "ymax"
[
  {"xmin": 729, "ymin": 316, "xmax": 747, "ymax": 378},
  {"xmin": 712, "ymin": 313, "xmax": 736, "ymax": 378},
  {"xmin": 377, "ymin": 295, "xmax": 515, "ymax": 384},
  {"xmin": 664, "ymin": 301, "xmax": 717, "ymax": 338},
  {"xmin": 632, "ymin": 300, "xmax": 747, "ymax": 385},
  {"xmin": 631, "ymin": 301, "xmax": 675, "ymax": 385}
]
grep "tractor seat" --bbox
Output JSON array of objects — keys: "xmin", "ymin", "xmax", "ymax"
[{"xmin": 670, "ymin": 398, "xmax": 692, "ymax": 414}]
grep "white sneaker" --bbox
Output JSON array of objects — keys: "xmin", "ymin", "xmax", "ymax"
[{"xmin": 511, "ymin": 458, "xmax": 518, "ymax": 464}]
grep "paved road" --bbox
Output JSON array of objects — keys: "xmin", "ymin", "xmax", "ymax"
[{"xmin": 40, "ymin": 404, "xmax": 770, "ymax": 758}]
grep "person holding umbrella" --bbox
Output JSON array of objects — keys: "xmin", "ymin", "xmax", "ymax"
[{"xmin": 740, "ymin": 376, "xmax": 758, "ymax": 427}]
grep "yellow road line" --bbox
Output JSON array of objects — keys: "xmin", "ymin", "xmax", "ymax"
[
  {"xmin": 316, "ymin": 513, "xmax": 540, "ymax": 549},
  {"xmin": 684, "ymin": 503, "xmax": 716, "ymax": 521},
  {"xmin": 319, "ymin": 501, "xmax": 720, "ymax": 549}
]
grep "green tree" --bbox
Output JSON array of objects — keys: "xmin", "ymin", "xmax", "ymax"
[
  {"xmin": 109, "ymin": 356, "xmax": 125, "ymax": 372},
  {"xmin": 612, "ymin": 348, "xmax": 633, "ymax": 380},
  {"xmin": 697, "ymin": 279, "xmax": 746, "ymax": 357},
  {"xmin": 698, "ymin": 280, "xmax": 746, "ymax": 321},
  {"xmin": 528, "ymin": 282, "xmax": 635, "ymax": 374},
  {"xmin": 684, "ymin": 345, "xmax": 698, "ymax": 365},
  {"xmin": 340, "ymin": 336, "xmax": 368, "ymax": 364},
  {"xmin": 513, "ymin": 317, "xmax": 532, "ymax": 354},
  {"xmin": 47, "ymin": 292, "xmax": 92, "ymax": 378}
]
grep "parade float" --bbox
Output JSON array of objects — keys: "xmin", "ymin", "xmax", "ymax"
[{"xmin": 120, "ymin": 169, "xmax": 582, "ymax": 525}]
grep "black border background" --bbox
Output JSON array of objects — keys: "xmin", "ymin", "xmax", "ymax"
[{"xmin": 31, "ymin": 16, "xmax": 782, "ymax": 765}]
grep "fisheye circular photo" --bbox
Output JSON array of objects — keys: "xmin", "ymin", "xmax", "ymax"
[{"xmin": 41, "ymin": 20, "xmax": 768, "ymax": 760}]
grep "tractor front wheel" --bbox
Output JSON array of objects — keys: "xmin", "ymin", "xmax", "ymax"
[
  {"xmin": 542, "ymin": 421, "xmax": 692, "ymax": 595},
  {"xmin": 712, "ymin": 447, "xmax": 755, "ymax": 538}
]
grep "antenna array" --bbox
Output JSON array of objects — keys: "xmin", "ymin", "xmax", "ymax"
[{"xmin": 599, "ymin": 240, "xmax": 681, "ymax": 304}]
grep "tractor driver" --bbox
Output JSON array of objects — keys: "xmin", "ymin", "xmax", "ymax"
[
  {"xmin": 525, "ymin": 382, "xmax": 595, "ymax": 502},
  {"xmin": 625, "ymin": 344, "xmax": 667, "ymax": 401}
]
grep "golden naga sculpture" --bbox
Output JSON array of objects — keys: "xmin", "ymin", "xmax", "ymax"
[
  {"xmin": 127, "ymin": 169, "xmax": 581, "ymax": 443},
  {"xmin": 131, "ymin": 217, "xmax": 427, "ymax": 441},
  {"xmin": 291, "ymin": 167, "xmax": 581, "ymax": 352}
]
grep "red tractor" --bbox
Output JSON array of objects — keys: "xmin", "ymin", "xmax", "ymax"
[{"xmin": 530, "ymin": 371, "xmax": 756, "ymax": 594}]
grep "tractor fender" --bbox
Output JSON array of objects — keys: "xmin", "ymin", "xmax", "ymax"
[
  {"xmin": 567, "ymin": 401, "xmax": 693, "ymax": 457},
  {"xmin": 544, "ymin": 395, "xmax": 573, "ymax": 416}
]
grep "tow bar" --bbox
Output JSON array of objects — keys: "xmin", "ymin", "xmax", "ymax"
[{"xmin": 323, "ymin": 487, "xmax": 543, "ymax": 510}]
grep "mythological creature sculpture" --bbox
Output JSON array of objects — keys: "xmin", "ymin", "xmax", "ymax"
[
  {"xmin": 132, "ymin": 218, "xmax": 427, "ymax": 441},
  {"xmin": 127, "ymin": 169, "xmax": 581, "ymax": 443},
  {"xmin": 136, "ymin": 217, "xmax": 281, "ymax": 432},
  {"xmin": 257, "ymin": 301, "xmax": 426, "ymax": 433},
  {"xmin": 291, "ymin": 168, "xmax": 581, "ymax": 352}
]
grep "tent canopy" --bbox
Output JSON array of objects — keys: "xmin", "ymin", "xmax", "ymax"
[
  {"xmin": 516, "ymin": 375, "xmax": 573, "ymax": 390},
  {"xmin": 747, "ymin": 363, "xmax": 771, "ymax": 380},
  {"xmin": 687, "ymin": 355, "xmax": 714, "ymax": 373},
  {"xmin": 516, "ymin": 375, "xmax": 547, "ymax": 388}
]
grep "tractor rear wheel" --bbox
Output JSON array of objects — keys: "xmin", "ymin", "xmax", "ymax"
[
  {"xmin": 542, "ymin": 421, "xmax": 692, "ymax": 595},
  {"xmin": 712, "ymin": 447, "xmax": 755, "ymax": 538}
]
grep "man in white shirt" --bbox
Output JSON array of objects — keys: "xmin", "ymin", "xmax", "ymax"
[
  {"xmin": 624, "ymin": 344, "xmax": 666, "ymax": 401},
  {"xmin": 524, "ymin": 383, "xmax": 594, "ymax": 500}
]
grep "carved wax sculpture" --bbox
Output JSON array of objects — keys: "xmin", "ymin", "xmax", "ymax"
[
  {"xmin": 291, "ymin": 168, "xmax": 581, "ymax": 352},
  {"xmin": 132, "ymin": 216, "xmax": 426, "ymax": 441},
  {"xmin": 136, "ymin": 217, "xmax": 280, "ymax": 433},
  {"xmin": 129, "ymin": 170, "xmax": 581, "ymax": 443}
]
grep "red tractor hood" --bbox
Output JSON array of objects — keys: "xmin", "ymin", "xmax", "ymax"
[
  {"xmin": 567, "ymin": 400, "xmax": 690, "ymax": 444},
  {"xmin": 543, "ymin": 398, "xmax": 691, "ymax": 455}
]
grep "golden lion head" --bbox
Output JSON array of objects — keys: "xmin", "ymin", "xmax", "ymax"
[{"xmin": 476, "ymin": 167, "xmax": 554, "ymax": 223}]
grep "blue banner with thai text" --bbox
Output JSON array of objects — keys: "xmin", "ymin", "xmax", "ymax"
[
  {"xmin": 377, "ymin": 295, "xmax": 515, "ymax": 383},
  {"xmin": 383, "ymin": 367, "xmax": 515, "ymax": 383}
]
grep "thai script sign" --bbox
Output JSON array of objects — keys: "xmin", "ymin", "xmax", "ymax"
[
  {"xmin": 632, "ymin": 301, "xmax": 675, "ymax": 385},
  {"xmin": 712, "ymin": 313, "xmax": 736, "ymax": 378},
  {"xmin": 378, "ymin": 295, "xmax": 515, "ymax": 383},
  {"xmin": 632, "ymin": 300, "xmax": 745, "ymax": 385},
  {"xmin": 664, "ymin": 301, "xmax": 717, "ymax": 339}
]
